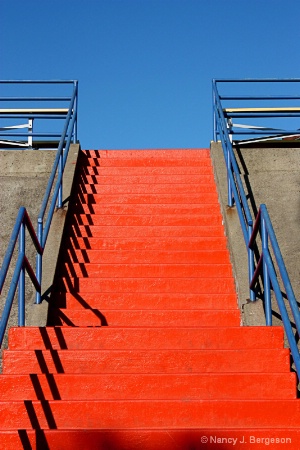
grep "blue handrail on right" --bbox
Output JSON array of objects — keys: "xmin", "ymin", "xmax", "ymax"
[{"xmin": 213, "ymin": 78, "xmax": 300, "ymax": 378}]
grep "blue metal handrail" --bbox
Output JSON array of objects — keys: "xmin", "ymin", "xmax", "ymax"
[
  {"xmin": 0, "ymin": 80, "xmax": 78, "ymax": 346},
  {"xmin": 0, "ymin": 207, "xmax": 42, "ymax": 345},
  {"xmin": 249, "ymin": 205, "xmax": 300, "ymax": 375},
  {"xmin": 213, "ymin": 78, "xmax": 300, "ymax": 377}
]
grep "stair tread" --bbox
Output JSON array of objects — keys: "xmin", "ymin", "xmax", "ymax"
[
  {"xmin": 47, "ymin": 309, "xmax": 241, "ymax": 327},
  {"xmin": 51, "ymin": 292, "xmax": 238, "ymax": 310},
  {"xmin": 0, "ymin": 373, "xmax": 295, "ymax": 401},
  {"xmin": 1, "ymin": 399, "xmax": 300, "ymax": 429},
  {"xmin": 8, "ymin": 326, "xmax": 284, "ymax": 350},
  {"xmin": 3, "ymin": 349, "xmax": 291, "ymax": 374}
]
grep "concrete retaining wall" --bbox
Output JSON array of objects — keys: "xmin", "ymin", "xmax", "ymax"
[
  {"xmin": 211, "ymin": 141, "xmax": 300, "ymax": 332},
  {"xmin": 0, "ymin": 145, "xmax": 80, "ymax": 362}
]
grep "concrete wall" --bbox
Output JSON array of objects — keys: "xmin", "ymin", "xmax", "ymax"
[
  {"xmin": 0, "ymin": 145, "xmax": 80, "ymax": 359},
  {"xmin": 211, "ymin": 141, "xmax": 300, "ymax": 333}
]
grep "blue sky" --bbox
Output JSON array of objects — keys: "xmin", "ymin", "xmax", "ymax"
[{"xmin": 1, "ymin": 0, "xmax": 300, "ymax": 149}]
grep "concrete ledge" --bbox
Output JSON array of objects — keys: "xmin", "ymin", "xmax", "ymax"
[
  {"xmin": 27, "ymin": 144, "xmax": 80, "ymax": 326},
  {"xmin": 210, "ymin": 141, "xmax": 265, "ymax": 326}
]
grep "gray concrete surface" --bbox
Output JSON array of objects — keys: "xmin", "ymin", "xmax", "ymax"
[
  {"xmin": 0, "ymin": 145, "xmax": 80, "ymax": 366},
  {"xmin": 211, "ymin": 141, "xmax": 300, "ymax": 333}
]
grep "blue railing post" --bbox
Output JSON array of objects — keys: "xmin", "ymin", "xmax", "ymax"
[
  {"xmin": 226, "ymin": 145, "xmax": 233, "ymax": 207},
  {"xmin": 262, "ymin": 217, "xmax": 272, "ymax": 325},
  {"xmin": 248, "ymin": 224, "xmax": 256, "ymax": 301},
  {"xmin": 18, "ymin": 221, "xmax": 25, "ymax": 326},
  {"xmin": 35, "ymin": 219, "xmax": 43, "ymax": 304},
  {"xmin": 57, "ymin": 151, "xmax": 63, "ymax": 208},
  {"xmin": 74, "ymin": 80, "xmax": 78, "ymax": 143}
]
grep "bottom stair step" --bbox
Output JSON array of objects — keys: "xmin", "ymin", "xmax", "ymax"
[
  {"xmin": 1, "ymin": 400, "xmax": 300, "ymax": 429},
  {"xmin": 0, "ymin": 428, "xmax": 299, "ymax": 450}
]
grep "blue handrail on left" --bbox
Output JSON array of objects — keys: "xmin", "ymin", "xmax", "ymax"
[
  {"xmin": 0, "ymin": 80, "xmax": 78, "ymax": 347},
  {"xmin": 213, "ymin": 78, "xmax": 300, "ymax": 378}
]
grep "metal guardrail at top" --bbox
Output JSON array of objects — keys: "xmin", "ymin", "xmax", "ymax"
[
  {"xmin": 213, "ymin": 78, "xmax": 300, "ymax": 378},
  {"xmin": 0, "ymin": 80, "xmax": 78, "ymax": 347}
]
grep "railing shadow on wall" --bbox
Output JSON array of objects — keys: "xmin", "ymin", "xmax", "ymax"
[
  {"xmin": 0, "ymin": 80, "xmax": 78, "ymax": 347},
  {"xmin": 213, "ymin": 78, "xmax": 300, "ymax": 377}
]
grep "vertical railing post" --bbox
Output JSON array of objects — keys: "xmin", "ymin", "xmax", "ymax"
[
  {"xmin": 248, "ymin": 224, "xmax": 256, "ymax": 301},
  {"xmin": 213, "ymin": 87, "xmax": 217, "ymax": 142},
  {"xmin": 73, "ymin": 80, "xmax": 78, "ymax": 143},
  {"xmin": 18, "ymin": 220, "xmax": 25, "ymax": 326},
  {"xmin": 57, "ymin": 151, "xmax": 63, "ymax": 208},
  {"xmin": 262, "ymin": 216, "xmax": 272, "ymax": 325},
  {"xmin": 226, "ymin": 143, "xmax": 233, "ymax": 207},
  {"xmin": 35, "ymin": 219, "xmax": 43, "ymax": 304}
]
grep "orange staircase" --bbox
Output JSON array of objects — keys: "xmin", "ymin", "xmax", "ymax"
[{"xmin": 0, "ymin": 149, "xmax": 300, "ymax": 449}]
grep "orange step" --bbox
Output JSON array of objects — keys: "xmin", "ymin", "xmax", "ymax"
[
  {"xmin": 71, "ymin": 203, "xmax": 221, "ymax": 215},
  {"xmin": 57, "ymin": 277, "xmax": 236, "ymax": 294},
  {"xmin": 47, "ymin": 309, "xmax": 241, "ymax": 327},
  {"xmin": 71, "ymin": 224, "xmax": 225, "ymax": 238},
  {"xmin": 0, "ymin": 373, "xmax": 296, "ymax": 401},
  {"xmin": 1, "ymin": 429, "xmax": 299, "ymax": 450},
  {"xmin": 72, "ymin": 214, "xmax": 223, "ymax": 227},
  {"xmin": 67, "ymin": 236, "xmax": 229, "ymax": 251},
  {"xmin": 2, "ymin": 349, "xmax": 291, "ymax": 374},
  {"xmin": 78, "ymin": 192, "xmax": 219, "ymax": 204},
  {"xmin": 61, "ymin": 263, "xmax": 233, "ymax": 278},
  {"xmin": 50, "ymin": 292, "xmax": 239, "ymax": 310},
  {"xmin": 7, "ymin": 327, "xmax": 285, "ymax": 351},
  {"xmin": 80, "ymin": 174, "xmax": 216, "ymax": 185},
  {"xmin": 64, "ymin": 249, "xmax": 232, "ymax": 264},
  {"xmin": 2, "ymin": 399, "xmax": 300, "ymax": 430}
]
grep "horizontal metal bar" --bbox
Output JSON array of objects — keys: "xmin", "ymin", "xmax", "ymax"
[
  {"xmin": 214, "ymin": 78, "xmax": 300, "ymax": 83},
  {"xmin": 0, "ymin": 115, "xmax": 68, "ymax": 119},
  {"xmin": 231, "ymin": 130, "xmax": 300, "ymax": 135},
  {"xmin": 220, "ymin": 95, "xmax": 300, "ymax": 100},
  {"xmin": 225, "ymin": 113, "xmax": 300, "ymax": 118},
  {"xmin": 0, "ymin": 108, "xmax": 68, "ymax": 114},
  {"xmin": 0, "ymin": 80, "xmax": 76, "ymax": 84},
  {"xmin": 0, "ymin": 132, "xmax": 65, "ymax": 137},
  {"xmin": 0, "ymin": 97, "xmax": 71, "ymax": 101}
]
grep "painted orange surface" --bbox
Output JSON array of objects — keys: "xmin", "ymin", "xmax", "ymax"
[{"xmin": 0, "ymin": 149, "xmax": 298, "ymax": 448}]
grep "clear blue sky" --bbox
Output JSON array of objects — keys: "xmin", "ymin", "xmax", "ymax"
[{"xmin": 1, "ymin": 0, "xmax": 300, "ymax": 149}]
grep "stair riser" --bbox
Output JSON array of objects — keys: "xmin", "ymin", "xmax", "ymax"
[
  {"xmin": 77, "ymin": 193, "xmax": 219, "ymax": 204},
  {"xmin": 3, "ymin": 349, "xmax": 291, "ymax": 374},
  {"xmin": 67, "ymin": 236, "xmax": 229, "ymax": 251},
  {"xmin": 80, "ymin": 183, "xmax": 217, "ymax": 195},
  {"xmin": 83, "ymin": 165, "xmax": 214, "ymax": 175},
  {"xmin": 72, "ymin": 214, "xmax": 223, "ymax": 227},
  {"xmin": 83, "ymin": 149, "xmax": 211, "ymax": 158},
  {"xmin": 0, "ymin": 373, "xmax": 295, "ymax": 401},
  {"xmin": 57, "ymin": 277, "xmax": 236, "ymax": 294},
  {"xmin": 8, "ymin": 327, "xmax": 284, "ymax": 351},
  {"xmin": 64, "ymin": 249, "xmax": 232, "ymax": 264},
  {"xmin": 71, "ymin": 203, "xmax": 221, "ymax": 215},
  {"xmin": 51, "ymin": 292, "xmax": 238, "ymax": 310},
  {"xmin": 47, "ymin": 309, "xmax": 241, "ymax": 327},
  {"xmin": 80, "ymin": 174, "xmax": 217, "ymax": 184},
  {"xmin": 61, "ymin": 264, "xmax": 233, "ymax": 279},
  {"xmin": 71, "ymin": 225, "xmax": 225, "ymax": 238}
]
